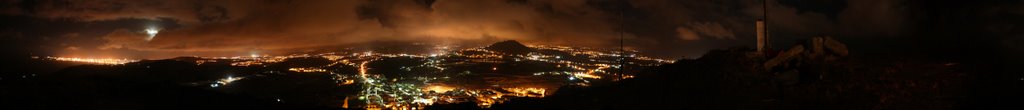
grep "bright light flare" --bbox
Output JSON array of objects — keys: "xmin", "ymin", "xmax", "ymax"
[
  {"xmin": 217, "ymin": 76, "xmax": 244, "ymax": 85},
  {"xmin": 424, "ymin": 85, "xmax": 454, "ymax": 93},
  {"xmin": 144, "ymin": 28, "xmax": 159, "ymax": 41}
]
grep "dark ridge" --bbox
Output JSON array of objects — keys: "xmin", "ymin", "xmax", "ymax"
[{"xmin": 488, "ymin": 47, "xmax": 991, "ymax": 109}]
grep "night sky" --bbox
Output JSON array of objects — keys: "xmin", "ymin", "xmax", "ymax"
[{"xmin": 0, "ymin": 0, "xmax": 1020, "ymax": 60}]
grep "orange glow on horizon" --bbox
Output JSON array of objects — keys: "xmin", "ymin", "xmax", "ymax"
[{"xmin": 43, "ymin": 56, "xmax": 138, "ymax": 65}]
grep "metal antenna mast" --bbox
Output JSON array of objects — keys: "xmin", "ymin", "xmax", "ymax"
[
  {"xmin": 757, "ymin": 0, "xmax": 771, "ymax": 53},
  {"xmin": 619, "ymin": 7, "xmax": 625, "ymax": 76},
  {"xmin": 763, "ymin": 0, "xmax": 770, "ymax": 50}
]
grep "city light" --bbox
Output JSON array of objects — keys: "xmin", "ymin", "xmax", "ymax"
[
  {"xmin": 503, "ymin": 87, "xmax": 547, "ymax": 97},
  {"xmin": 212, "ymin": 76, "xmax": 244, "ymax": 87},
  {"xmin": 55, "ymin": 43, "xmax": 675, "ymax": 109},
  {"xmin": 289, "ymin": 68, "xmax": 327, "ymax": 72},
  {"xmin": 424, "ymin": 85, "xmax": 454, "ymax": 93},
  {"xmin": 573, "ymin": 72, "xmax": 602, "ymax": 79},
  {"xmin": 9, "ymin": 1, "xmax": 970, "ymax": 109},
  {"xmin": 43, "ymin": 56, "xmax": 138, "ymax": 65},
  {"xmin": 341, "ymin": 79, "xmax": 355, "ymax": 85}
]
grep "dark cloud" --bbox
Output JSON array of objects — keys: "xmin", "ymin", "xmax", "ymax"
[
  {"xmin": 836, "ymin": 0, "xmax": 910, "ymax": 37},
  {"xmin": 1, "ymin": 0, "xmax": 988, "ymax": 59},
  {"xmin": 193, "ymin": 4, "xmax": 230, "ymax": 23}
]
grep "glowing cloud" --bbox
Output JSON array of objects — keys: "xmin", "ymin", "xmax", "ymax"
[{"xmin": 144, "ymin": 28, "xmax": 159, "ymax": 41}]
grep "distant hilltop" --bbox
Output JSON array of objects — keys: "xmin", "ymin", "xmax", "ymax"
[{"xmin": 484, "ymin": 40, "xmax": 535, "ymax": 55}]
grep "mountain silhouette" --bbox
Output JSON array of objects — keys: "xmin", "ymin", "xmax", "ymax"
[{"xmin": 484, "ymin": 40, "xmax": 535, "ymax": 55}]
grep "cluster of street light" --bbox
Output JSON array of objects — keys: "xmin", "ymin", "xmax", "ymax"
[
  {"xmin": 58, "ymin": 44, "xmax": 674, "ymax": 109},
  {"xmin": 40, "ymin": 56, "xmax": 138, "ymax": 65}
]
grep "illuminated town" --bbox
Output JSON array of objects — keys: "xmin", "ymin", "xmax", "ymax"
[
  {"xmin": 41, "ymin": 42, "xmax": 671, "ymax": 109},
  {"xmin": 38, "ymin": 56, "xmax": 139, "ymax": 65},
  {"xmin": 224, "ymin": 43, "xmax": 669, "ymax": 109},
  {"xmin": 3, "ymin": 0, "xmax": 1002, "ymax": 109}
]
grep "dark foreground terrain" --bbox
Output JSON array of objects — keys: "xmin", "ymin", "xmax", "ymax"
[{"xmin": 479, "ymin": 48, "xmax": 1018, "ymax": 110}]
